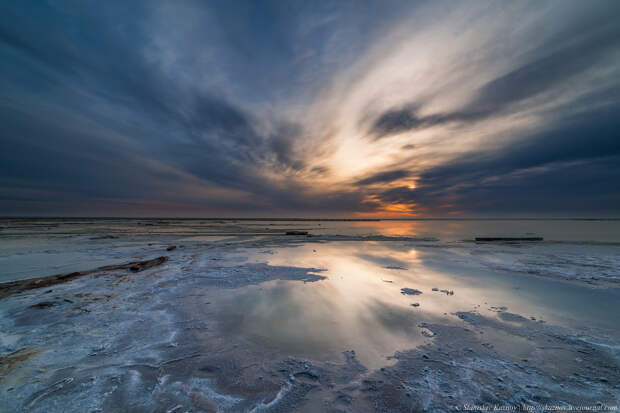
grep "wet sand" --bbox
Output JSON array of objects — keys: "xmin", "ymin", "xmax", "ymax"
[{"xmin": 0, "ymin": 220, "xmax": 619, "ymax": 412}]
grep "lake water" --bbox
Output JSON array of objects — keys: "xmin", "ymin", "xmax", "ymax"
[
  {"xmin": 1, "ymin": 218, "xmax": 619, "ymax": 283},
  {"xmin": 211, "ymin": 240, "xmax": 620, "ymax": 369}
]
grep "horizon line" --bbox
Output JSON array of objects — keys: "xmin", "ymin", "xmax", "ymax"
[{"xmin": 1, "ymin": 216, "xmax": 620, "ymax": 221}]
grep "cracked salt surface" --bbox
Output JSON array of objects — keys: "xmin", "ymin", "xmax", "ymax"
[{"xmin": 1, "ymin": 219, "xmax": 619, "ymax": 411}]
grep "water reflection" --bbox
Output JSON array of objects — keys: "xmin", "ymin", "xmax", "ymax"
[
  {"xmin": 317, "ymin": 219, "xmax": 620, "ymax": 242},
  {"xmin": 213, "ymin": 241, "xmax": 620, "ymax": 369},
  {"xmin": 214, "ymin": 243, "xmax": 436, "ymax": 369},
  {"xmin": 215, "ymin": 282, "xmax": 429, "ymax": 370}
]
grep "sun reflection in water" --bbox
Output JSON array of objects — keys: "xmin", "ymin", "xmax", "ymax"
[{"xmin": 213, "ymin": 240, "xmax": 620, "ymax": 370}]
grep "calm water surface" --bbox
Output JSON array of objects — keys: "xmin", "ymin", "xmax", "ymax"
[{"xmin": 213, "ymin": 240, "xmax": 620, "ymax": 369}]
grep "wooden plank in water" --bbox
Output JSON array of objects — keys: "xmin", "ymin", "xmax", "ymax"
[{"xmin": 285, "ymin": 231, "xmax": 309, "ymax": 235}]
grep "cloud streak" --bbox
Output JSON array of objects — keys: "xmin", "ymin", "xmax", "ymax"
[{"xmin": 1, "ymin": 0, "xmax": 619, "ymax": 217}]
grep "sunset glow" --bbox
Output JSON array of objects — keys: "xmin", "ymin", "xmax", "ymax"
[{"xmin": 1, "ymin": 1, "xmax": 619, "ymax": 217}]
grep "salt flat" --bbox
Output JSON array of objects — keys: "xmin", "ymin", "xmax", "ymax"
[{"xmin": 0, "ymin": 219, "xmax": 618, "ymax": 412}]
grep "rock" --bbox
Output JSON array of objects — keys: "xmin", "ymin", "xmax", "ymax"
[
  {"xmin": 420, "ymin": 328, "xmax": 434, "ymax": 337},
  {"xmin": 294, "ymin": 371, "xmax": 319, "ymax": 381},
  {"xmin": 166, "ymin": 245, "xmax": 177, "ymax": 251},
  {"xmin": 30, "ymin": 301, "xmax": 57, "ymax": 309},
  {"xmin": 89, "ymin": 235, "xmax": 118, "ymax": 240},
  {"xmin": 432, "ymin": 287, "xmax": 439, "ymax": 291},
  {"xmin": 401, "ymin": 288, "xmax": 423, "ymax": 295},
  {"xmin": 127, "ymin": 256, "xmax": 168, "ymax": 272},
  {"xmin": 411, "ymin": 303, "xmax": 420, "ymax": 307},
  {"xmin": 498, "ymin": 312, "xmax": 528, "ymax": 323}
]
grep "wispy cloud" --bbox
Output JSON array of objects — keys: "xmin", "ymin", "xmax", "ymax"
[{"xmin": 1, "ymin": 0, "xmax": 619, "ymax": 216}]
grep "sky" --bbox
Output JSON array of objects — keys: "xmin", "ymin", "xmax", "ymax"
[{"xmin": 1, "ymin": 0, "xmax": 619, "ymax": 218}]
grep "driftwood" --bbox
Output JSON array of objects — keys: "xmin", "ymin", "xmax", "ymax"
[{"xmin": 0, "ymin": 256, "xmax": 168, "ymax": 299}]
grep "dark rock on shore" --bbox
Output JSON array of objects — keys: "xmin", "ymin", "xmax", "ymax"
[
  {"xmin": 89, "ymin": 235, "xmax": 119, "ymax": 240},
  {"xmin": 30, "ymin": 301, "xmax": 57, "ymax": 309},
  {"xmin": 401, "ymin": 288, "xmax": 423, "ymax": 295}
]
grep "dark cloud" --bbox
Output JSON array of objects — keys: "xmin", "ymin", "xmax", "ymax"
[
  {"xmin": 370, "ymin": 104, "xmax": 620, "ymax": 215},
  {"xmin": 0, "ymin": 0, "xmax": 317, "ymax": 210},
  {"xmin": 1, "ymin": 0, "xmax": 422, "ymax": 216},
  {"xmin": 0, "ymin": 0, "xmax": 619, "ymax": 216},
  {"xmin": 309, "ymin": 166, "xmax": 329, "ymax": 175},
  {"xmin": 370, "ymin": 7, "xmax": 620, "ymax": 139},
  {"xmin": 468, "ymin": 19, "xmax": 620, "ymax": 115},
  {"xmin": 355, "ymin": 170, "xmax": 410, "ymax": 186}
]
